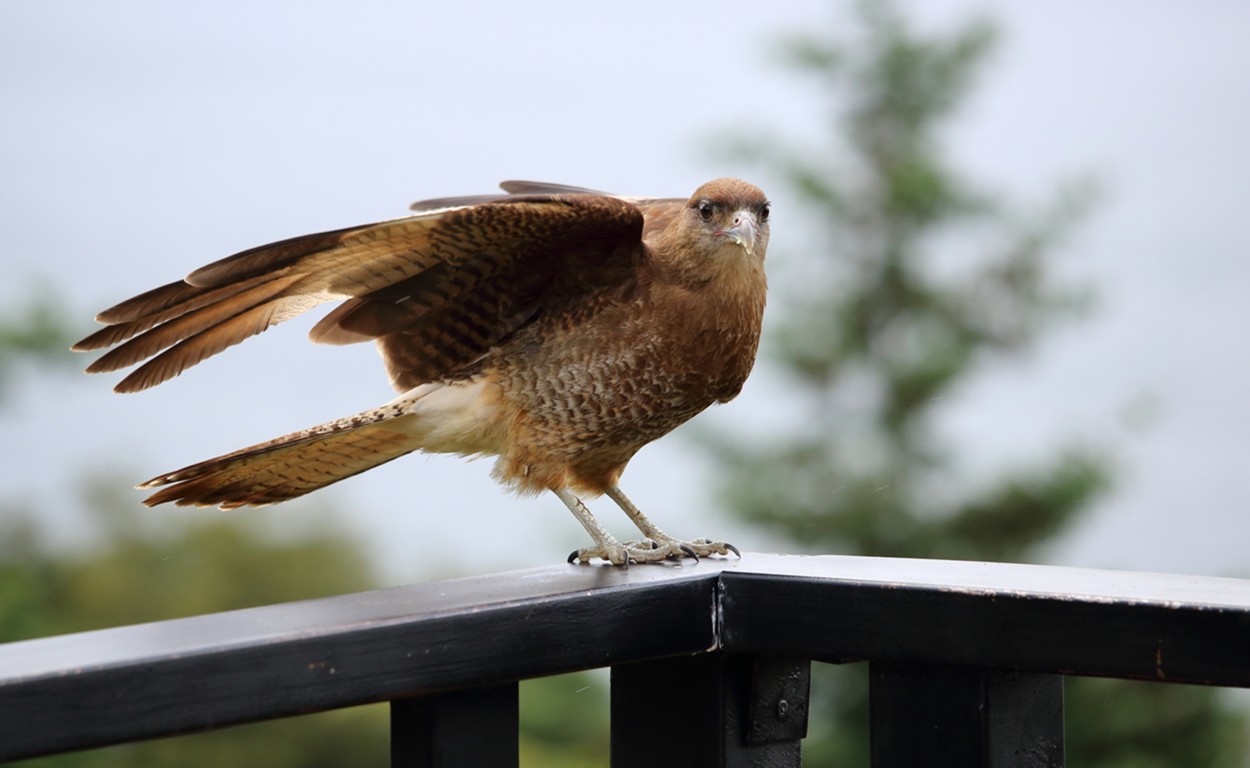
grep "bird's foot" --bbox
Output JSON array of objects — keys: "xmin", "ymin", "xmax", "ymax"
[{"xmin": 568, "ymin": 537, "xmax": 740, "ymax": 566}]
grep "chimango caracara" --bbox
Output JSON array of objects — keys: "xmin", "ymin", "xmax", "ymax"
[{"xmin": 75, "ymin": 179, "xmax": 770, "ymax": 565}]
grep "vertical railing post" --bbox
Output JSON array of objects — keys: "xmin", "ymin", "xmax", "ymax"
[
  {"xmin": 391, "ymin": 683, "xmax": 519, "ymax": 768},
  {"xmin": 869, "ymin": 662, "xmax": 1064, "ymax": 768},
  {"xmin": 611, "ymin": 653, "xmax": 810, "ymax": 768}
]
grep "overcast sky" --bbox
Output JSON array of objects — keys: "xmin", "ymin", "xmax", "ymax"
[{"xmin": 2, "ymin": 1, "xmax": 1248, "ymax": 582}]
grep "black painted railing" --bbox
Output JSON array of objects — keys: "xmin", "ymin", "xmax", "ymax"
[{"xmin": 2, "ymin": 553, "xmax": 1248, "ymax": 766}]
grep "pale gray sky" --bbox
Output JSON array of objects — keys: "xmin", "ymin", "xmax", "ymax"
[{"xmin": 3, "ymin": 1, "xmax": 1248, "ymax": 581}]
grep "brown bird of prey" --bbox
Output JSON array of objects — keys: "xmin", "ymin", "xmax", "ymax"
[{"xmin": 74, "ymin": 178, "xmax": 770, "ymax": 565}]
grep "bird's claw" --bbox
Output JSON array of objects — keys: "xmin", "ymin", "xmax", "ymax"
[
  {"xmin": 568, "ymin": 547, "xmax": 635, "ymax": 566},
  {"xmin": 684, "ymin": 538, "xmax": 740, "ymax": 560},
  {"xmin": 568, "ymin": 537, "xmax": 739, "ymax": 566}
]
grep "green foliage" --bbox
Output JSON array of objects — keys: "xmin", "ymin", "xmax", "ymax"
[
  {"xmin": 519, "ymin": 671, "xmax": 610, "ymax": 768},
  {"xmin": 0, "ymin": 494, "xmax": 392, "ymax": 768},
  {"xmin": 0, "ymin": 283, "xmax": 78, "ymax": 403},
  {"xmin": 714, "ymin": 1, "xmax": 1248, "ymax": 765},
  {"xmin": 5, "ymin": 484, "xmax": 379, "ymax": 638},
  {"xmin": 1, "ymin": 482, "xmax": 611, "ymax": 767},
  {"xmin": 1065, "ymin": 677, "xmax": 1250, "ymax": 768}
]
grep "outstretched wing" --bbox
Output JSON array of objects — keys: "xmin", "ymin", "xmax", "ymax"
[{"xmin": 75, "ymin": 187, "xmax": 658, "ymax": 393}]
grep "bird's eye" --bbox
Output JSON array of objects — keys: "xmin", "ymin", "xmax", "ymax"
[
  {"xmin": 759, "ymin": 202, "xmax": 771, "ymax": 222},
  {"xmin": 697, "ymin": 200, "xmax": 715, "ymax": 221}
]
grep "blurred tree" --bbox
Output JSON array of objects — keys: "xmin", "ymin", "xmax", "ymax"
[
  {"xmin": 709, "ymin": 1, "xmax": 1248, "ymax": 765},
  {"xmin": 0, "ymin": 482, "xmax": 393, "ymax": 768},
  {"xmin": 0, "ymin": 283, "xmax": 78, "ymax": 403}
]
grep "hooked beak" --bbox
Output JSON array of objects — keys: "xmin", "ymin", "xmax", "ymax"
[{"xmin": 718, "ymin": 211, "xmax": 758, "ymax": 255}]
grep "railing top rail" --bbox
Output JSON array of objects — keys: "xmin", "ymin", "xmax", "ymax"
[
  {"xmin": 726, "ymin": 553, "xmax": 1250, "ymax": 609},
  {"xmin": 2, "ymin": 553, "xmax": 1248, "ymax": 761},
  {"xmin": 715, "ymin": 555, "xmax": 1250, "ymax": 690},
  {"xmin": 0, "ymin": 555, "xmax": 723, "ymax": 680}
]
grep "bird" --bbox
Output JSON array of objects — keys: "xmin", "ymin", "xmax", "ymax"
[{"xmin": 74, "ymin": 178, "xmax": 770, "ymax": 565}]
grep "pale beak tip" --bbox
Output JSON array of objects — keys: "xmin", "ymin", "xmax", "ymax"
[{"xmin": 722, "ymin": 214, "xmax": 758, "ymax": 254}]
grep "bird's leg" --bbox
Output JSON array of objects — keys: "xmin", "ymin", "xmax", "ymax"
[
  {"xmin": 604, "ymin": 485, "xmax": 675, "ymax": 544},
  {"xmin": 556, "ymin": 485, "xmax": 741, "ymax": 565},
  {"xmin": 604, "ymin": 485, "xmax": 740, "ymax": 563},
  {"xmin": 554, "ymin": 487, "xmax": 634, "ymax": 566}
]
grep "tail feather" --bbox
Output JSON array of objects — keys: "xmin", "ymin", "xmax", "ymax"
[{"xmin": 141, "ymin": 403, "xmax": 421, "ymax": 508}]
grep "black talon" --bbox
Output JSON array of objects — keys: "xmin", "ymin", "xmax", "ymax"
[
  {"xmin": 679, "ymin": 544, "xmax": 699, "ymax": 562},
  {"xmin": 725, "ymin": 543, "xmax": 741, "ymax": 558},
  {"xmin": 567, "ymin": 549, "xmax": 581, "ymax": 564}
]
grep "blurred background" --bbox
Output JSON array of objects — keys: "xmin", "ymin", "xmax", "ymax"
[{"xmin": 3, "ymin": 1, "xmax": 1248, "ymax": 765}]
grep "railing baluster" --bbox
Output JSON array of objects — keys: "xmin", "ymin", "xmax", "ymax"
[
  {"xmin": 611, "ymin": 653, "xmax": 809, "ymax": 768},
  {"xmin": 391, "ymin": 683, "xmax": 518, "ymax": 768},
  {"xmin": 869, "ymin": 662, "xmax": 1064, "ymax": 768}
]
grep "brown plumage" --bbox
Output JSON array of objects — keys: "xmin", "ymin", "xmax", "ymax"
[{"xmin": 75, "ymin": 178, "xmax": 770, "ymax": 564}]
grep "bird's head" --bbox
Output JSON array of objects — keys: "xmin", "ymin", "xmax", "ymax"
[
  {"xmin": 678, "ymin": 178, "xmax": 770, "ymax": 260},
  {"xmin": 650, "ymin": 178, "xmax": 770, "ymax": 290}
]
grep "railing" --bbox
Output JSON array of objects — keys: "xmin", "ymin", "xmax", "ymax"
[{"xmin": 1, "ymin": 553, "xmax": 1248, "ymax": 766}]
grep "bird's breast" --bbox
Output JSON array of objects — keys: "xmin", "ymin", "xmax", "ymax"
[
  {"xmin": 485, "ymin": 270, "xmax": 764, "ymax": 494},
  {"xmin": 498, "ymin": 278, "xmax": 763, "ymax": 447}
]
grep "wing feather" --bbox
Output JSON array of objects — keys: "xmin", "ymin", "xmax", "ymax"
[
  {"xmin": 184, "ymin": 225, "xmax": 365, "ymax": 287},
  {"xmin": 85, "ymin": 273, "xmax": 305, "ymax": 374},
  {"xmin": 114, "ymin": 292, "xmax": 313, "ymax": 393},
  {"xmin": 498, "ymin": 180, "xmax": 608, "ymax": 196},
  {"xmin": 77, "ymin": 189, "xmax": 648, "ymax": 392},
  {"xmin": 74, "ymin": 279, "xmax": 255, "ymax": 351}
]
